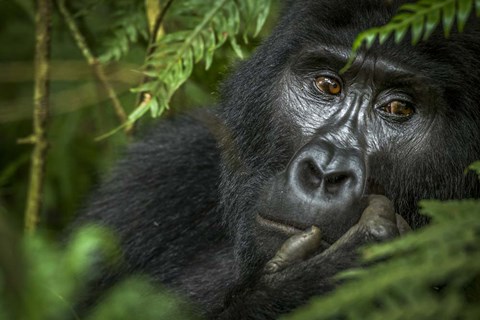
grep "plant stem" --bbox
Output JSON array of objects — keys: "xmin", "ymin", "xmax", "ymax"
[
  {"xmin": 57, "ymin": 0, "xmax": 132, "ymax": 134},
  {"xmin": 23, "ymin": 0, "xmax": 53, "ymax": 233},
  {"xmin": 138, "ymin": 0, "xmax": 176, "ymax": 106},
  {"xmin": 150, "ymin": 0, "xmax": 175, "ymax": 47}
]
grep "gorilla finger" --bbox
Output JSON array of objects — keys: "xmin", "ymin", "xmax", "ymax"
[
  {"xmin": 264, "ymin": 226, "xmax": 322, "ymax": 274},
  {"xmin": 319, "ymin": 225, "xmax": 364, "ymax": 257},
  {"xmin": 359, "ymin": 195, "xmax": 396, "ymax": 224}
]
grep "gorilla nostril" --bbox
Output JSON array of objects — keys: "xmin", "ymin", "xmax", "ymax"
[
  {"xmin": 300, "ymin": 159, "xmax": 323, "ymax": 190},
  {"xmin": 324, "ymin": 172, "xmax": 351, "ymax": 194}
]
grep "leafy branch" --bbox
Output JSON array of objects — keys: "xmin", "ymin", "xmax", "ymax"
[
  {"xmin": 0, "ymin": 223, "xmax": 195, "ymax": 319},
  {"xmin": 129, "ymin": 0, "xmax": 271, "ymax": 123},
  {"xmin": 98, "ymin": 1, "xmax": 149, "ymax": 63},
  {"xmin": 341, "ymin": 0, "xmax": 480, "ymax": 73},
  {"xmin": 136, "ymin": 0, "xmax": 176, "ymax": 110}
]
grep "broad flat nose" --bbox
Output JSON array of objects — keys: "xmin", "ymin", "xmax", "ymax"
[{"xmin": 287, "ymin": 140, "xmax": 363, "ymax": 201}]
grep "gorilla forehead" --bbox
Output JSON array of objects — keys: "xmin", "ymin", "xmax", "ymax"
[
  {"xmin": 274, "ymin": 0, "xmax": 479, "ymax": 81},
  {"xmin": 283, "ymin": 0, "xmax": 397, "ymax": 35}
]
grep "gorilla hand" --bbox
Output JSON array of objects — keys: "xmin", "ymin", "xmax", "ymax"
[
  {"xmin": 320, "ymin": 194, "xmax": 410, "ymax": 256},
  {"xmin": 264, "ymin": 226, "xmax": 322, "ymax": 274},
  {"xmin": 266, "ymin": 194, "xmax": 411, "ymax": 274},
  {"xmin": 219, "ymin": 195, "xmax": 411, "ymax": 318}
]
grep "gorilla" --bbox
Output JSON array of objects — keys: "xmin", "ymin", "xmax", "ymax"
[{"xmin": 76, "ymin": 0, "xmax": 480, "ymax": 318}]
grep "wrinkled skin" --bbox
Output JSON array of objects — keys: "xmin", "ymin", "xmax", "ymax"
[{"xmin": 75, "ymin": 0, "xmax": 480, "ymax": 319}]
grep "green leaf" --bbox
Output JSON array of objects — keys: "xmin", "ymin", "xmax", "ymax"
[
  {"xmin": 98, "ymin": 2, "xmax": 148, "ymax": 62},
  {"xmin": 410, "ymin": 15, "xmax": 425, "ymax": 44},
  {"xmin": 205, "ymin": 30, "xmax": 216, "ymax": 70},
  {"xmin": 424, "ymin": 8, "xmax": 441, "ymax": 40},
  {"xmin": 149, "ymin": 96, "xmax": 159, "ymax": 117},
  {"xmin": 394, "ymin": 23, "xmax": 409, "ymax": 43},
  {"xmin": 192, "ymin": 36, "xmax": 205, "ymax": 64},
  {"xmin": 254, "ymin": 0, "xmax": 271, "ymax": 37},
  {"xmin": 442, "ymin": 0, "xmax": 456, "ymax": 37},
  {"xmin": 467, "ymin": 160, "xmax": 480, "ymax": 176},
  {"xmin": 342, "ymin": 0, "xmax": 478, "ymax": 72},
  {"xmin": 64, "ymin": 225, "xmax": 119, "ymax": 280},
  {"xmin": 230, "ymin": 37, "xmax": 244, "ymax": 59},
  {"xmin": 340, "ymin": 30, "xmax": 368, "ymax": 73},
  {"xmin": 457, "ymin": 0, "xmax": 473, "ymax": 32},
  {"xmin": 378, "ymin": 29, "xmax": 392, "ymax": 44},
  {"xmin": 364, "ymin": 33, "xmax": 378, "ymax": 49}
]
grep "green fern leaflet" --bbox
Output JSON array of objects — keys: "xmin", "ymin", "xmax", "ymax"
[{"xmin": 131, "ymin": 0, "xmax": 271, "ymax": 120}]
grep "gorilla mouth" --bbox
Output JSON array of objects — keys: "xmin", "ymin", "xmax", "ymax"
[
  {"xmin": 256, "ymin": 213, "xmax": 333, "ymax": 253},
  {"xmin": 256, "ymin": 213, "xmax": 304, "ymax": 236}
]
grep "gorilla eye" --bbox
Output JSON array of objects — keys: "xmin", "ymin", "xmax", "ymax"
[
  {"xmin": 315, "ymin": 76, "xmax": 341, "ymax": 95},
  {"xmin": 382, "ymin": 100, "xmax": 414, "ymax": 117}
]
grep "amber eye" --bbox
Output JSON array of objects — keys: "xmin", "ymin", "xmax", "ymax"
[
  {"xmin": 315, "ymin": 76, "xmax": 341, "ymax": 95},
  {"xmin": 382, "ymin": 100, "xmax": 415, "ymax": 117}
]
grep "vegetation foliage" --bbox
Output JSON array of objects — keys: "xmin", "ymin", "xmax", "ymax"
[
  {"xmin": 0, "ymin": 223, "xmax": 195, "ymax": 320},
  {"xmin": 97, "ymin": 1, "xmax": 149, "ymax": 63},
  {"xmin": 342, "ymin": 0, "xmax": 480, "ymax": 72},
  {"xmin": 131, "ymin": 0, "xmax": 271, "ymax": 122}
]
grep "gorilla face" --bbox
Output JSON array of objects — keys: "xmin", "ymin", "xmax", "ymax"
[
  {"xmin": 254, "ymin": 46, "xmax": 449, "ymax": 258},
  {"xmin": 219, "ymin": 0, "xmax": 480, "ymax": 269}
]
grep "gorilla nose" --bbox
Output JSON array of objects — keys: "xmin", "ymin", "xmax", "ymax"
[
  {"xmin": 288, "ymin": 140, "xmax": 363, "ymax": 201},
  {"xmin": 298, "ymin": 157, "xmax": 356, "ymax": 196}
]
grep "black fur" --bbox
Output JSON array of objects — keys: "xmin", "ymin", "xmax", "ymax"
[{"xmin": 76, "ymin": 1, "xmax": 480, "ymax": 318}]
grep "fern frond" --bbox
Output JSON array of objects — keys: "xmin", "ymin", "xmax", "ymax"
[
  {"xmin": 467, "ymin": 160, "xmax": 480, "ymax": 176},
  {"xmin": 98, "ymin": 1, "xmax": 148, "ymax": 63},
  {"xmin": 341, "ymin": 0, "xmax": 478, "ymax": 73},
  {"xmin": 132, "ymin": 0, "xmax": 271, "ymax": 118}
]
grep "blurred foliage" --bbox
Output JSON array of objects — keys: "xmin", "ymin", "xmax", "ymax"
[
  {"xmin": 0, "ymin": 218, "xmax": 197, "ymax": 320},
  {"xmin": 468, "ymin": 161, "xmax": 480, "ymax": 177},
  {"xmin": 0, "ymin": 0, "xmax": 279, "ymax": 233},
  {"xmin": 342, "ymin": 0, "xmax": 480, "ymax": 72}
]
